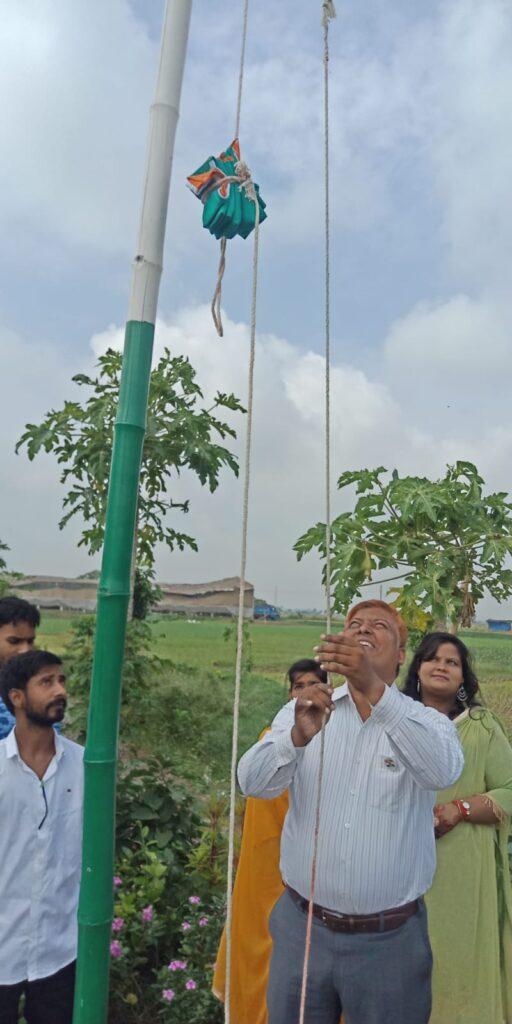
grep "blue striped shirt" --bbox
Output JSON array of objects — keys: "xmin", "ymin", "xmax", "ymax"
[
  {"xmin": 238, "ymin": 682, "xmax": 463, "ymax": 914},
  {"xmin": 0, "ymin": 698, "xmax": 15, "ymax": 739}
]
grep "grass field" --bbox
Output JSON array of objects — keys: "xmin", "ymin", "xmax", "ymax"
[
  {"xmin": 39, "ymin": 611, "xmax": 512, "ymax": 682},
  {"xmin": 39, "ymin": 612, "xmax": 512, "ymax": 783}
]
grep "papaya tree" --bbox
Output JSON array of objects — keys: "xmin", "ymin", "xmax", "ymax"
[
  {"xmin": 16, "ymin": 348, "xmax": 244, "ymax": 616},
  {"xmin": 295, "ymin": 461, "xmax": 512, "ymax": 631}
]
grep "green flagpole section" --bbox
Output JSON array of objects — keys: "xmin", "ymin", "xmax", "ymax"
[
  {"xmin": 72, "ymin": 3, "xmax": 192, "ymax": 1021},
  {"xmin": 73, "ymin": 321, "xmax": 154, "ymax": 1024}
]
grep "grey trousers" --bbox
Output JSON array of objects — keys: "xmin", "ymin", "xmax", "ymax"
[{"xmin": 267, "ymin": 890, "xmax": 432, "ymax": 1024}]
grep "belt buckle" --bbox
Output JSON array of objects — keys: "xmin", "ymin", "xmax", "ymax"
[{"xmin": 320, "ymin": 908, "xmax": 329, "ymax": 925}]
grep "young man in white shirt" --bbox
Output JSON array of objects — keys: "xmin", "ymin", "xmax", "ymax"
[
  {"xmin": 0, "ymin": 650, "xmax": 83, "ymax": 1024},
  {"xmin": 238, "ymin": 600, "xmax": 464, "ymax": 1024}
]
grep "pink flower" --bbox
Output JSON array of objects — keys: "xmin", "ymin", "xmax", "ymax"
[
  {"xmin": 110, "ymin": 940, "xmax": 123, "ymax": 958},
  {"xmin": 198, "ymin": 917, "xmax": 208, "ymax": 927},
  {"xmin": 141, "ymin": 905, "xmax": 153, "ymax": 922},
  {"xmin": 188, "ymin": 895, "xmax": 201, "ymax": 905},
  {"xmin": 182, "ymin": 921, "xmax": 191, "ymax": 932},
  {"xmin": 168, "ymin": 960, "xmax": 187, "ymax": 971},
  {"xmin": 113, "ymin": 876, "xmax": 122, "ymax": 887},
  {"xmin": 185, "ymin": 979, "xmax": 197, "ymax": 991},
  {"xmin": 111, "ymin": 917, "xmax": 124, "ymax": 933},
  {"xmin": 162, "ymin": 989, "xmax": 175, "ymax": 1003}
]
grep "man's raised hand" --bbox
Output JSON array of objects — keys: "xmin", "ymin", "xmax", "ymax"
[
  {"xmin": 292, "ymin": 683, "xmax": 334, "ymax": 747},
  {"xmin": 314, "ymin": 633, "xmax": 384, "ymax": 700}
]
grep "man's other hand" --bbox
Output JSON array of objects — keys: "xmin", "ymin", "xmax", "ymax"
[
  {"xmin": 292, "ymin": 683, "xmax": 334, "ymax": 747},
  {"xmin": 315, "ymin": 633, "xmax": 384, "ymax": 699}
]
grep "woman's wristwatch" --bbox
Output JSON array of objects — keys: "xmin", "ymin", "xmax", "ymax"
[{"xmin": 453, "ymin": 798, "xmax": 471, "ymax": 820}]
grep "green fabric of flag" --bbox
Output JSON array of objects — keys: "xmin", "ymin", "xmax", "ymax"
[{"xmin": 187, "ymin": 139, "xmax": 266, "ymax": 241}]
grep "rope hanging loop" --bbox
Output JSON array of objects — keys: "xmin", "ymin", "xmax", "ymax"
[{"xmin": 207, "ymin": 159, "xmax": 259, "ymax": 337}]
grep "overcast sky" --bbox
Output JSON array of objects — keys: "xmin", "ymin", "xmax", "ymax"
[{"xmin": 1, "ymin": 0, "xmax": 511, "ymax": 615}]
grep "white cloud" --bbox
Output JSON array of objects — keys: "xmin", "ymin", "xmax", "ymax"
[
  {"xmin": 0, "ymin": 325, "xmax": 89, "ymax": 576},
  {"xmin": 0, "ymin": 0, "xmax": 154, "ymax": 255},
  {"xmin": 2, "ymin": 300, "xmax": 512, "ymax": 615},
  {"xmin": 384, "ymin": 293, "xmax": 510, "ymax": 383},
  {"xmin": 2, "ymin": 0, "xmax": 512, "ymax": 619},
  {"xmin": 88, "ymin": 303, "xmax": 502, "ymax": 609},
  {"xmin": 428, "ymin": 0, "xmax": 512, "ymax": 285}
]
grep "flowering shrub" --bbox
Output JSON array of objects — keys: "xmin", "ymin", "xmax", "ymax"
[
  {"xmin": 108, "ymin": 836, "xmax": 224, "ymax": 1024},
  {"xmin": 153, "ymin": 896, "xmax": 224, "ymax": 1024}
]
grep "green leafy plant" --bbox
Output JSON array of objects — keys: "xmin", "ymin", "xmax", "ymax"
[
  {"xmin": 295, "ymin": 461, "xmax": 512, "ymax": 631},
  {"xmin": 64, "ymin": 616, "xmax": 165, "ymax": 739},
  {"xmin": 16, "ymin": 348, "xmax": 244, "ymax": 615},
  {"xmin": 132, "ymin": 567, "xmax": 163, "ymax": 621},
  {"xmin": 107, "ymin": 812, "xmax": 225, "ymax": 1023},
  {"xmin": 116, "ymin": 755, "xmax": 201, "ymax": 897},
  {"xmin": 108, "ymin": 833, "xmax": 171, "ymax": 1021},
  {"xmin": 0, "ymin": 541, "xmax": 9, "ymax": 597},
  {"xmin": 222, "ymin": 620, "xmax": 253, "ymax": 673},
  {"xmin": 153, "ymin": 894, "xmax": 224, "ymax": 1024},
  {"xmin": 187, "ymin": 792, "xmax": 231, "ymax": 890}
]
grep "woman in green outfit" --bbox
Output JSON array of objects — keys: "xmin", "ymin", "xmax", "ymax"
[{"xmin": 403, "ymin": 632, "xmax": 512, "ymax": 1024}]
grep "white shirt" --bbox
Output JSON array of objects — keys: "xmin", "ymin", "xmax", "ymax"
[
  {"xmin": 0, "ymin": 729, "xmax": 84, "ymax": 984},
  {"xmin": 238, "ymin": 683, "xmax": 463, "ymax": 915}
]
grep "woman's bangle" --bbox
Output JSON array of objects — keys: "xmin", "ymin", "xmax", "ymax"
[{"xmin": 453, "ymin": 798, "xmax": 471, "ymax": 820}]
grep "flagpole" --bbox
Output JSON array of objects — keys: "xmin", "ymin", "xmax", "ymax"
[{"xmin": 72, "ymin": 3, "xmax": 192, "ymax": 1021}]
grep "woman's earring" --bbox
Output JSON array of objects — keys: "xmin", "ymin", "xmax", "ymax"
[
  {"xmin": 457, "ymin": 685, "xmax": 468, "ymax": 704},
  {"xmin": 416, "ymin": 675, "xmax": 421, "ymax": 694}
]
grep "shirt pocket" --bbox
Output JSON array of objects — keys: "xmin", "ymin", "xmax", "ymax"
[
  {"xmin": 367, "ymin": 754, "xmax": 405, "ymax": 813},
  {"xmin": 52, "ymin": 801, "xmax": 83, "ymax": 883}
]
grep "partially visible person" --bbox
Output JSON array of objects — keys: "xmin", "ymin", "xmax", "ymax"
[
  {"xmin": 213, "ymin": 659, "xmax": 328, "ymax": 1024},
  {"xmin": 403, "ymin": 632, "xmax": 512, "ymax": 1024},
  {"xmin": 0, "ymin": 650, "xmax": 84, "ymax": 1024},
  {"xmin": 0, "ymin": 596, "xmax": 40, "ymax": 739}
]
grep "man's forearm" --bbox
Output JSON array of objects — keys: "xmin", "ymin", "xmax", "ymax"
[{"xmin": 238, "ymin": 719, "xmax": 303, "ymax": 797}]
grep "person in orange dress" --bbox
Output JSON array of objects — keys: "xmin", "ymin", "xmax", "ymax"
[{"xmin": 213, "ymin": 659, "xmax": 327, "ymax": 1024}]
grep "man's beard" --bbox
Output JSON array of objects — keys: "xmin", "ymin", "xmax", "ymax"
[{"xmin": 25, "ymin": 699, "xmax": 66, "ymax": 727}]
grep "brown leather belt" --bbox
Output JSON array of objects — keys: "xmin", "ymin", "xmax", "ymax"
[{"xmin": 286, "ymin": 886, "xmax": 419, "ymax": 934}]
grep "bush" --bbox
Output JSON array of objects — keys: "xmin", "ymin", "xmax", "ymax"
[
  {"xmin": 108, "ymin": 827, "xmax": 225, "ymax": 1024},
  {"xmin": 64, "ymin": 615, "xmax": 165, "ymax": 741},
  {"xmin": 153, "ymin": 894, "xmax": 224, "ymax": 1024},
  {"xmin": 116, "ymin": 755, "xmax": 200, "ymax": 904}
]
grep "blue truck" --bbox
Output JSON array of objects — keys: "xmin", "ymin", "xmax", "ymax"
[{"xmin": 254, "ymin": 602, "xmax": 280, "ymax": 621}]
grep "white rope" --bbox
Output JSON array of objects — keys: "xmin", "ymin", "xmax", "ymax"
[
  {"xmin": 224, "ymin": 191, "xmax": 260, "ymax": 1024},
  {"xmin": 298, "ymin": 4, "xmax": 335, "ymax": 1021},
  {"xmin": 212, "ymin": 0, "xmax": 251, "ymax": 337},
  {"xmin": 208, "ymin": 162, "xmax": 255, "ymax": 337},
  {"xmin": 235, "ymin": 0, "xmax": 250, "ymax": 140}
]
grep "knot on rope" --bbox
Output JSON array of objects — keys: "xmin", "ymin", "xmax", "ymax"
[
  {"xmin": 234, "ymin": 159, "xmax": 251, "ymax": 182},
  {"xmin": 322, "ymin": 0, "xmax": 336, "ymax": 24},
  {"xmin": 234, "ymin": 161, "xmax": 257, "ymax": 205}
]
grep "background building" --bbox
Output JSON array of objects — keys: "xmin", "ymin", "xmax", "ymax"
[{"xmin": 13, "ymin": 574, "xmax": 254, "ymax": 618}]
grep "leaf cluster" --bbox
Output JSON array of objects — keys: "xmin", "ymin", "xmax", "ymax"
[
  {"xmin": 16, "ymin": 347, "xmax": 244, "ymax": 570},
  {"xmin": 116, "ymin": 756, "xmax": 200, "ymax": 893},
  {"xmin": 64, "ymin": 615, "xmax": 165, "ymax": 739},
  {"xmin": 0, "ymin": 540, "xmax": 9, "ymax": 596},
  {"xmin": 295, "ymin": 461, "xmax": 512, "ymax": 628}
]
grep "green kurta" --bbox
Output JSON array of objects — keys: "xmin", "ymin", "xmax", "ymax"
[{"xmin": 425, "ymin": 708, "xmax": 512, "ymax": 1024}]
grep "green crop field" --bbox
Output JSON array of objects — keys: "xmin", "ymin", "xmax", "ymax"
[
  {"xmin": 38, "ymin": 611, "xmax": 512, "ymax": 683},
  {"xmin": 37, "ymin": 612, "xmax": 512, "ymax": 783}
]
